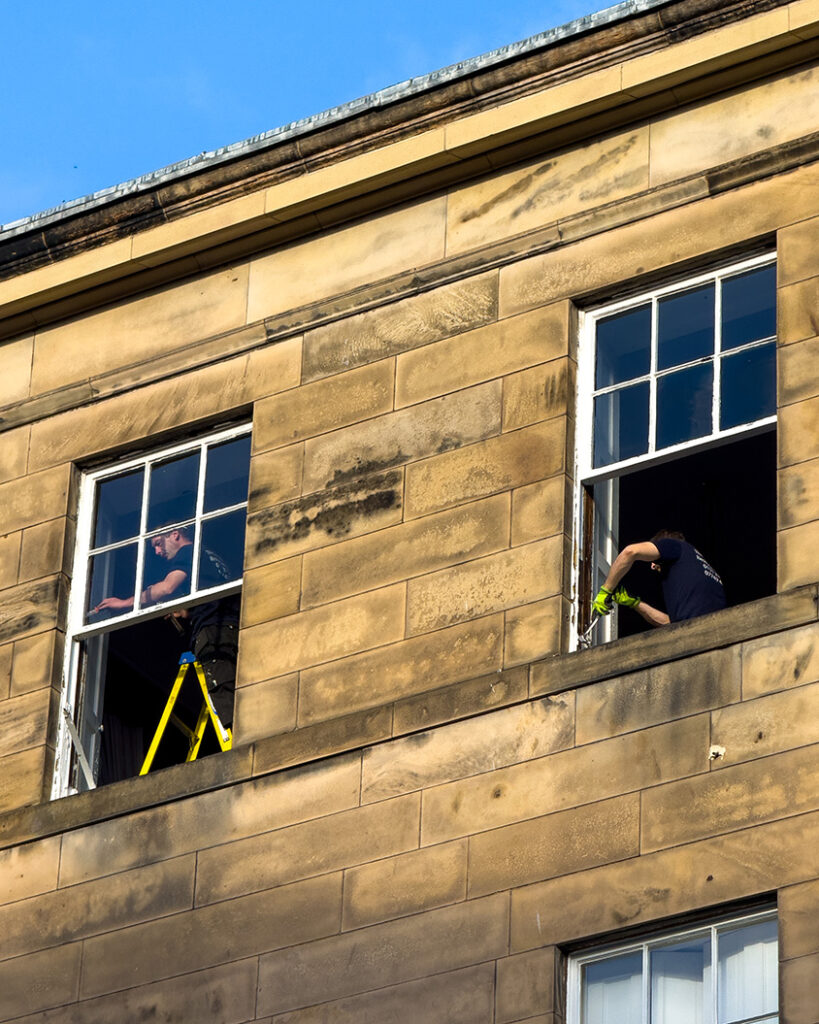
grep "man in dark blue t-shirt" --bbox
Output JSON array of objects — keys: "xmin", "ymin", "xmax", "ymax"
[{"xmin": 592, "ymin": 529, "xmax": 725, "ymax": 628}]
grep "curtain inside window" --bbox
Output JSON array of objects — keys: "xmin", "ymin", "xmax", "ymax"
[
  {"xmin": 718, "ymin": 918, "xmax": 778, "ymax": 1023},
  {"xmin": 583, "ymin": 952, "xmax": 642, "ymax": 1024},
  {"xmin": 650, "ymin": 936, "xmax": 711, "ymax": 1024}
]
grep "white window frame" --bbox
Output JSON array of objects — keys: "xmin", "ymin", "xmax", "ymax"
[
  {"xmin": 571, "ymin": 253, "xmax": 777, "ymax": 647},
  {"xmin": 52, "ymin": 422, "xmax": 251, "ymax": 799},
  {"xmin": 566, "ymin": 906, "xmax": 778, "ymax": 1024}
]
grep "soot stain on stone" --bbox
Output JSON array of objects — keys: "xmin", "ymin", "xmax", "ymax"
[
  {"xmin": 327, "ymin": 452, "xmax": 410, "ymax": 488},
  {"xmin": 251, "ymin": 470, "xmax": 402, "ymax": 554}
]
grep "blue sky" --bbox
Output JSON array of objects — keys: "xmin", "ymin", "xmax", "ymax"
[{"xmin": 0, "ymin": 1, "xmax": 602, "ymax": 228}]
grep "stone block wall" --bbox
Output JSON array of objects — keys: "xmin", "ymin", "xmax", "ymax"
[{"xmin": 0, "ymin": 611, "xmax": 817, "ymax": 1021}]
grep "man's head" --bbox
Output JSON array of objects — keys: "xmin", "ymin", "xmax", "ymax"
[
  {"xmin": 150, "ymin": 524, "xmax": 193, "ymax": 560},
  {"xmin": 649, "ymin": 529, "xmax": 685, "ymax": 572}
]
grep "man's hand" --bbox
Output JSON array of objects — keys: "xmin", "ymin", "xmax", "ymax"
[
  {"xmin": 91, "ymin": 596, "xmax": 132, "ymax": 615},
  {"xmin": 592, "ymin": 586, "xmax": 614, "ymax": 616},
  {"xmin": 614, "ymin": 585, "xmax": 641, "ymax": 608}
]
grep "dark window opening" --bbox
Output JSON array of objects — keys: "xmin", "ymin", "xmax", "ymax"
[
  {"xmin": 75, "ymin": 594, "xmax": 241, "ymax": 788},
  {"xmin": 589, "ymin": 430, "xmax": 776, "ymax": 639}
]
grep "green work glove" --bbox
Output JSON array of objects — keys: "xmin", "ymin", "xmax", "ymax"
[
  {"xmin": 614, "ymin": 585, "xmax": 641, "ymax": 608},
  {"xmin": 592, "ymin": 585, "xmax": 614, "ymax": 616}
]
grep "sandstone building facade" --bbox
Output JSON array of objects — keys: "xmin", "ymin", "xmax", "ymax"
[{"xmin": 0, "ymin": 0, "xmax": 817, "ymax": 1020}]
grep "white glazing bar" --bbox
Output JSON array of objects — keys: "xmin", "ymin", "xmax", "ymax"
[
  {"xmin": 712, "ymin": 924, "xmax": 719, "ymax": 1024},
  {"xmin": 648, "ymin": 295, "xmax": 658, "ymax": 456},
  {"xmin": 643, "ymin": 944, "xmax": 650, "ymax": 1024},
  {"xmin": 714, "ymin": 278, "xmax": 723, "ymax": 434},
  {"xmin": 191, "ymin": 441, "xmax": 208, "ymax": 591}
]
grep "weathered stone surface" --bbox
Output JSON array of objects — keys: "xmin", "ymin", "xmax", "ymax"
[
  {"xmin": 779, "ymin": 334, "xmax": 819, "ymax": 406},
  {"xmin": 0, "ymin": 943, "xmax": 81, "ymax": 1020},
  {"xmin": 253, "ymin": 705, "xmax": 391, "ymax": 776},
  {"xmin": 642, "ymin": 742, "xmax": 819, "ymax": 852},
  {"xmin": 780, "ymin": 395, "xmax": 819, "ymax": 467},
  {"xmin": 0, "ymin": 834, "xmax": 59, "ymax": 907},
  {"xmin": 0, "ymin": 425, "xmax": 29, "ymax": 484},
  {"xmin": 421, "ymin": 714, "xmax": 709, "ymax": 845},
  {"xmin": 298, "ymin": 613, "xmax": 504, "ymax": 725},
  {"xmin": 504, "ymin": 595, "xmax": 567, "ymax": 666},
  {"xmin": 650, "ymin": 65, "xmax": 819, "ymax": 186},
  {"xmin": 194, "ymin": 794, "xmax": 420, "ymax": 906},
  {"xmin": 240, "ymin": 555, "xmax": 302, "ymax": 627},
  {"xmin": 254, "ymin": 359, "xmax": 394, "ymax": 453},
  {"xmin": 80, "ymin": 873, "xmax": 342, "ymax": 999},
  {"xmin": 239, "ymin": 582, "xmax": 405, "ymax": 681},
  {"xmin": 233, "ymin": 673, "xmax": 298, "ymax": 745},
  {"xmin": 362, "ymin": 694, "xmax": 574, "ymax": 803},
  {"xmin": 302, "ymin": 380, "xmax": 502, "ymax": 494},
  {"xmin": 0, "ymin": 746, "xmax": 48, "ymax": 814},
  {"xmin": 10, "ymin": 629, "xmax": 62, "ymax": 697},
  {"xmin": 392, "ymin": 666, "xmax": 528, "ymax": 734},
  {"xmin": 0, "ymin": 463, "xmax": 71, "ymax": 536},
  {"xmin": 302, "ymin": 272, "xmax": 498, "ymax": 382},
  {"xmin": 247, "ymin": 443, "xmax": 304, "ymax": 513},
  {"xmin": 503, "ymin": 357, "xmax": 573, "ymax": 433},
  {"xmin": 395, "ymin": 303, "xmax": 570, "ymax": 408},
  {"xmin": 781, "ymin": 951, "xmax": 819, "ymax": 1024},
  {"xmin": 711, "ymin": 681, "xmax": 819, "ymax": 766},
  {"xmin": 510, "ymin": 810, "xmax": 819, "ymax": 951},
  {"xmin": 531, "ymin": 588, "xmax": 818, "ymax": 696},
  {"xmin": 0, "ymin": 335, "xmax": 32, "ymax": 408},
  {"xmin": 267, "ymin": 962, "xmax": 494, "ymax": 1024},
  {"xmin": 469, "ymin": 794, "xmax": 639, "ymax": 898},
  {"xmin": 342, "ymin": 840, "xmax": 467, "ymax": 931},
  {"xmin": 31, "ymin": 265, "xmax": 250, "ymax": 395},
  {"xmin": 576, "ymin": 647, "xmax": 741, "ymax": 745},
  {"xmin": 0, "ymin": 532, "xmax": 20, "ymax": 591},
  {"xmin": 301, "ymin": 493, "xmax": 510, "ymax": 608},
  {"xmin": 0, "ymin": 576, "xmax": 65, "ymax": 645},
  {"xmin": 58, "ymin": 753, "xmax": 361, "ymax": 886},
  {"xmin": 256, "ymin": 893, "xmax": 508, "ymax": 1016},
  {"xmin": 18, "ymin": 516, "xmax": 71, "ymax": 584},
  {"xmin": 0, "ymin": 854, "xmax": 195, "ymax": 960},
  {"xmin": 7, "ymin": 958, "xmax": 259, "ymax": 1024},
  {"xmin": 779, "ymin": 459, "xmax": 819, "ymax": 530},
  {"xmin": 779, "ymin": 519, "xmax": 819, "ymax": 591},
  {"xmin": 0, "ymin": 687, "xmax": 51, "ymax": 760},
  {"xmin": 778, "ymin": 275, "xmax": 819, "ymax": 346},
  {"xmin": 780, "ymin": 878, "xmax": 819, "ymax": 960},
  {"xmin": 407, "ymin": 535, "xmax": 562, "ymax": 635},
  {"xmin": 247, "ymin": 196, "xmax": 447, "ymax": 323},
  {"xmin": 779, "ymin": 214, "xmax": 819, "ymax": 287},
  {"xmin": 499, "ymin": 162, "xmax": 819, "ymax": 318},
  {"xmin": 246, "ymin": 468, "xmax": 404, "ymax": 568},
  {"xmin": 496, "ymin": 947, "xmax": 561, "ymax": 1023},
  {"xmin": 405, "ymin": 418, "xmax": 566, "ymax": 518},
  {"xmin": 0, "ymin": 642, "xmax": 10, "ymax": 700},
  {"xmin": 448, "ymin": 127, "xmax": 648, "ymax": 254},
  {"xmin": 29, "ymin": 339, "xmax": 301, "ymax": 472},
  {"xmin": 742, "ymin": 622, "xmax": 819, "ymax": 698}
]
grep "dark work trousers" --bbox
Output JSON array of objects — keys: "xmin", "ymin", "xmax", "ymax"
[{"xmin": 193, "ymin": 623, "xmax": 238, "ymax": 728}]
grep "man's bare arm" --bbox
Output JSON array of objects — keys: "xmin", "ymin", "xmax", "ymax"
[
  {"xmin": 603, "ymin": 542, "xmax": 661, "ymax": 592},
  {"xmin": 632, "ymin": 599, "xmax": 670, "ymax": 628}
]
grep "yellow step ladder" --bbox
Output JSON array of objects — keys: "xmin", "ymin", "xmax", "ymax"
[{"xmin": 140, "ymin": 652, "xmax": 232, "ymax": 775}]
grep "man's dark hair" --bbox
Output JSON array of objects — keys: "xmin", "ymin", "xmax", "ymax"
[
  {"xmin": 154, "ymin": 522, "xmax": 193, "ymax": 540},
  {"xmin": 651, "ymin": 529, "xmax": 686, "ymax": 543}
]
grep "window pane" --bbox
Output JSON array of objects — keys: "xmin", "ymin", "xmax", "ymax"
[
  {"xmin": 147, "ymin": 451, "xmax": 200, "ymax": 532},
  {"xmin": 721, "ymin": 264, "xmax": 776, "ymax": 351},
  {"xmin": 657, "ymin": 363, "xmax": 713, "ymax": 449},
  {"xmin": 583, "ymin": 952, "xmax": 642, "ymax": 1024},
  {"xmin": 86, "ymin": 544, "xmax": 138, "ymax": 622},
  {"xmin": 593, "ymin": 382, "xmax": 649, "ymax": 468},
  {"xmin": 92, "ymin": 469, "xmax": 144, "ymax": 548},
  {"xmin": 718, "ymin": 918, "xmax": 778, "ymax": 1024},
  {"xmin": 657, "ymin": 284, "xmax": 715, "ymax": 370},
  {"xmin": 595, "ymin": 304, "xmax": 651, "ymax": 388},
  {"xmin": 720, "ymin": 343, "xmax": 775, "ymax": 430},
  {"xmin": 204, "ymin": 435, "xmax": 251, "ymax": 513},
  {"xmin": 198, "ymin": 509, "xmax": 246, "ymax": 589},
  {"xmin": 651, "ymin": 935, "xmax": 711, "ymax": 1024},
  {"xmin": 143, "ymin": 530, "xmax": 193, "ymax": 604}
]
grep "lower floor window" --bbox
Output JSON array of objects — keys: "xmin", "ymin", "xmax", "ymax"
[{"xmin": 568, "ymin": 908, "xmax": 778, "ymax": 1024}]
